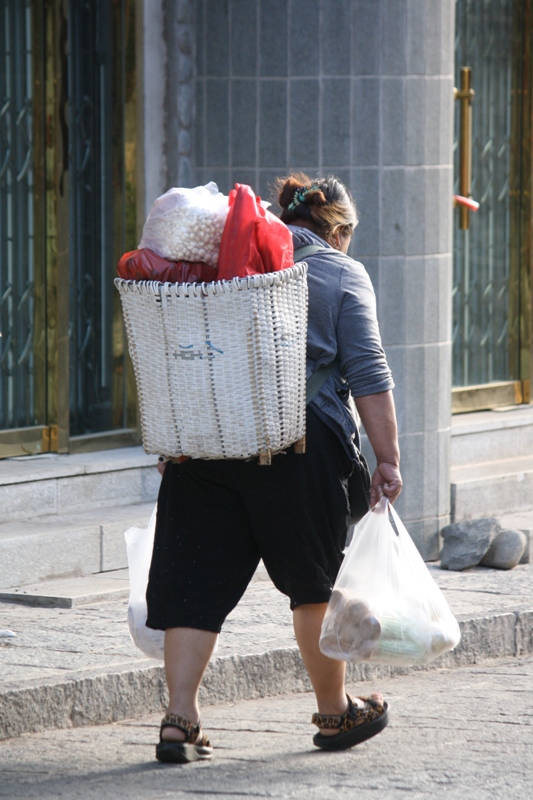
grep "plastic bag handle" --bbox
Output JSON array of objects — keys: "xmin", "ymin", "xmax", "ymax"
[
  {"xmin": 373, "ymin": 496, "xmax": 401, "ymax": 537},
  {"xmin": 387, "ymin": 497, "xmax": 410, "ymax": 539}
]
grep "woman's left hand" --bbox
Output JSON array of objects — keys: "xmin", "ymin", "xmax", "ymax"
[{"xmin": 354, "ymin": 391, "xmax": 402, "ymax": 507}]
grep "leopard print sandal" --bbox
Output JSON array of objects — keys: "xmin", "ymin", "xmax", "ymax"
[
  {"xmin": 155, "ymin": 712, "xmax": 213, "ymax": 763},
  {"xmin": 312, "ymin": 694, "xmax": 389, "ymax": 751}
]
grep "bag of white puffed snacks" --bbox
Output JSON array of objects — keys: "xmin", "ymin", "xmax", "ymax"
[{"xmin": 138, "ymin": 182, "xmax": 229, "ymax": 268}]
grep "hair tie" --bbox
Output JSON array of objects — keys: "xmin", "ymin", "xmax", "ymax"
[{"xmin": 288, "ymin": 184, "xmax": 321, "ymax": 212}]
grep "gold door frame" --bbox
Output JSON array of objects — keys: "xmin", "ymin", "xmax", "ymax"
[
  {"xmin": 45, "ymin": 0, "xmax": 69, "ymax": 453},
  {"xmin": 516, "ymin": 0, "xmax": 533, "ymax": 407},
  {"xmin": 452, "ymin": 0, "xmax": 533, "ymax": 414}
]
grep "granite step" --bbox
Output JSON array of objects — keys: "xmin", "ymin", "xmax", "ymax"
[
  {"xmin": 0, "ymin": 560, "xmax": 270, "ymax": 608},
  {"xmin": 451, "ymin": 405, "xmax": 533, "ymax": 467},
  {"xmin": 450, "ymin": 454, "xmax": 533, "ymax": 522},
  {"xmin": 0, "ymin": 569, "xmax": 130, "ymax": 609},
  {"xmin": 0, "ymin": 447, "xmax": 160, "ymax": 524},
  {"xmin": 0, "ymin": 503, "xmax": 154, "ymax": 590}
]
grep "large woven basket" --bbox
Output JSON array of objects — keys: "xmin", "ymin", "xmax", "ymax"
[{"xmin": 115, "ymin": 263, "xmax": 308, "ymax": 461}]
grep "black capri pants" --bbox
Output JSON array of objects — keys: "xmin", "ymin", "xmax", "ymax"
[{"xmin": 146, "ymin": 408, "xmax": 352, "ymax": 634}]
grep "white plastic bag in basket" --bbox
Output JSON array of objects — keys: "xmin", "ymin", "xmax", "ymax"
[
  {"xmin": 138, "ymin": 182, "xmax": 229, "ymax": 267},
  {"xmin": 320, "ymin": 497, "xmax": 461, "ymax": 666},
  {"xmin": 124, "ymin": 504, "xmax": 164, "ymax": 660}
]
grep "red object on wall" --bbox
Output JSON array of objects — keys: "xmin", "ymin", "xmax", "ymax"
[
  {"xmin": 117, "ymin": 249, "xmax": 217, "ymax": 283},
  {"xmin": 453, "ymin": 194, "xmax": 480, "ymax": 211},
  {"xmin": 216, "ymin": 184, "xmax": 294, "ymax": 280}
]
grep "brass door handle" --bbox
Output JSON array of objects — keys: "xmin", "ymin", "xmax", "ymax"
[{"xmin": 454, "ymin": 67, "xmax": 476, "ymax": 229}]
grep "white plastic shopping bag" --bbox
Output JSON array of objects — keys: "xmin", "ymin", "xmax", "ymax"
[
  {"xmin": 124, "ymin": 504, "xmax": 165, "ymax": 660},
  {"xmin": 320, "ymin": 497, "xmax": 461, "ymax": 666}
]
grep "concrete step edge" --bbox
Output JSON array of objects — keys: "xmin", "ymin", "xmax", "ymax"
[
  {"xmin": 0, "ymin": 502, "xmax": 156, "ymax": 541},
  {"xmin": 451, "ymin": 455, "xmax": 533, "ymax": 484},
  {"xmin": 451, "ymin": 475, "xmax": 533, "ymax": 521},
  {"xmin": 0, "ymin": 570, "xmax": 130, "ymax": 608},
  {"xmin": 451, "ymin": 406, "xmax": 533, "ymax": 437},
  {"xmin": 0, "ymin": 454, "xmax": 160, "ymax": 525},
  {"xmin": 1, "ymin": 608, "xmax": 531, "ymax": 740},
  {"xmin": 0, "ymin": 447, "xmax": 157, "ymax": 488},
  {"xmin": 0, "ymin": 563, "xmax": 269, "ymax": 605}
]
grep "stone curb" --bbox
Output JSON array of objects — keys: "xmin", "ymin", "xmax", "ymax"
[{"xmin": 1, "ymin": 609, "xmax": 532, "ymax": 740}]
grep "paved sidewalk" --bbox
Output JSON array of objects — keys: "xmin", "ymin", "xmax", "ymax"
[
  {"xmin": 1, "ymin": 563, "xmax": 532, "ymax": 740},
  {"xmin": 0, "ymin": 654, "xmax": 531, "ymax": 799}
]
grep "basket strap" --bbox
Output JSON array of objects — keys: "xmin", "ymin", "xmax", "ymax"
[
  {"xmin": 293, "ymin": 244, "xmax": 327, "ymax": 262},
  {"xmin": 294, "ymin": 244, "xmax": 339, "ymax": 405},
  {"xmin": 293, "ymin": 245, "xmax": 341, "ymax": 405},
  {"xmin": 306, "ymin": 360, "xmax": 339, "ymax": 404},
  {"xmin": 294, "ymin": 243, "xmax": 347, "ymax": 264}
]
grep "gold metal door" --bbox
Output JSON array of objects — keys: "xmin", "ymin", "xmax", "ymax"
[{"xmin": 0, "ymin": 0, "xmax": 138, "ymax": 458}]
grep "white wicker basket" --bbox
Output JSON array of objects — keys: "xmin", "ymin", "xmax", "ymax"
[{"xmin": 115, "ymin": 263, "xmax": 308, "ymax": 461}]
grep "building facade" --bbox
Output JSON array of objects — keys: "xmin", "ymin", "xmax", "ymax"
[{"xmin": 1, "ymin": 0, "xmax": 532, "ymax": 558}]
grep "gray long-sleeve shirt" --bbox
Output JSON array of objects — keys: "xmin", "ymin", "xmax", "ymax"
[{"xmin": 289, "ymin": 225, "xmax": 394, "ymax": 459}]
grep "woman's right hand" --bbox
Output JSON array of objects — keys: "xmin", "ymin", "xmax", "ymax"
[{"xmin": 370, "ymin": 461, "xmax": 402, "ymax": 506}]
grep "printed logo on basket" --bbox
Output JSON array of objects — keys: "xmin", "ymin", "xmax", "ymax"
[
  {"xmin": 278, "ymin": 333, "xmax": 299, "ymax": 348},
  {"xmin": 173, "ymin": 341, "xmax": 224, "ymax": 361}
]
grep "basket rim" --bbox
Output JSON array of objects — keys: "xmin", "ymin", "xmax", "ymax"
[{"xmin": 114, "ymin": 262, "xmax": 308, "ymax": 298}]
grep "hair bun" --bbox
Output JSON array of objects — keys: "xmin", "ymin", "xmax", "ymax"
[
  {"xmin": 303, "ymin": 187, "xmax": 326, "ymax": 207},
  {"xmin": 278, "ymin": 176, "xmax": 307, "ymax": 209},
  {"xmin": 276, "ymin": 172, "xmax": 314, "ymax": 209},
  {"xmin": 274, "ymin": 172, "xmax": 358, "ymax": 237}
]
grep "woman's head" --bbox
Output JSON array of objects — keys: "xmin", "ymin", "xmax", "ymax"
[{"xmin": 274, "ymin": 172, "xmax": 358, "ymax": 252}]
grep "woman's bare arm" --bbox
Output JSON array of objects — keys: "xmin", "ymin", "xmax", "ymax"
[{"xmin": 354, "ymin": 390, "xmax": 402, "ymax": 506}]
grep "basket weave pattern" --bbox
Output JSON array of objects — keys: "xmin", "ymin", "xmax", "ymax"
[{"xmin": 115, "ymin": 264, "xmax": 308, "ymax": 460}]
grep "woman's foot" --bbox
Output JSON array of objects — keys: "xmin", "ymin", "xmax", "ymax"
[
  {"xmin": 156, "ymin": 713, "xmax": 213, "ymax": 763},
  {"xmin": 312, "ymin": 693, "xmax": 389, "ymax": 750},
  {"xmin": 317, "ymin": 691, "xmax": 383, "ymax": 736}
]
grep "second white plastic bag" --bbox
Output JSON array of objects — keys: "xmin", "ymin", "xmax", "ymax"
[
  {"xmin": 319, "ymin": 497, "xmax": 461, "ymax": 666},
  {"xmin": 124, "ymin": 504, "xmax": 165, "ymax": 660}
]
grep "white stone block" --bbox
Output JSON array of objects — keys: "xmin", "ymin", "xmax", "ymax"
[
  {"xmin": 0, "ymin": 480, "xmax": 57, "ymax": 523},
  {"xmin": 57, "ymin": 470, "xmax": 144, "ymax": 514},
  {"xmin": 0, "ymin": 527, "xmax": 101, "ymax": 590},
  {"xmin": 451, "ymin": 460, "xmax": 533, "ymax": 520}
]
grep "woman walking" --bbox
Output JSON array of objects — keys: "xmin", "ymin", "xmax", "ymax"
[{"xmin": 146, "ymin": 173, "xmax": 402, "ymax": 763}]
